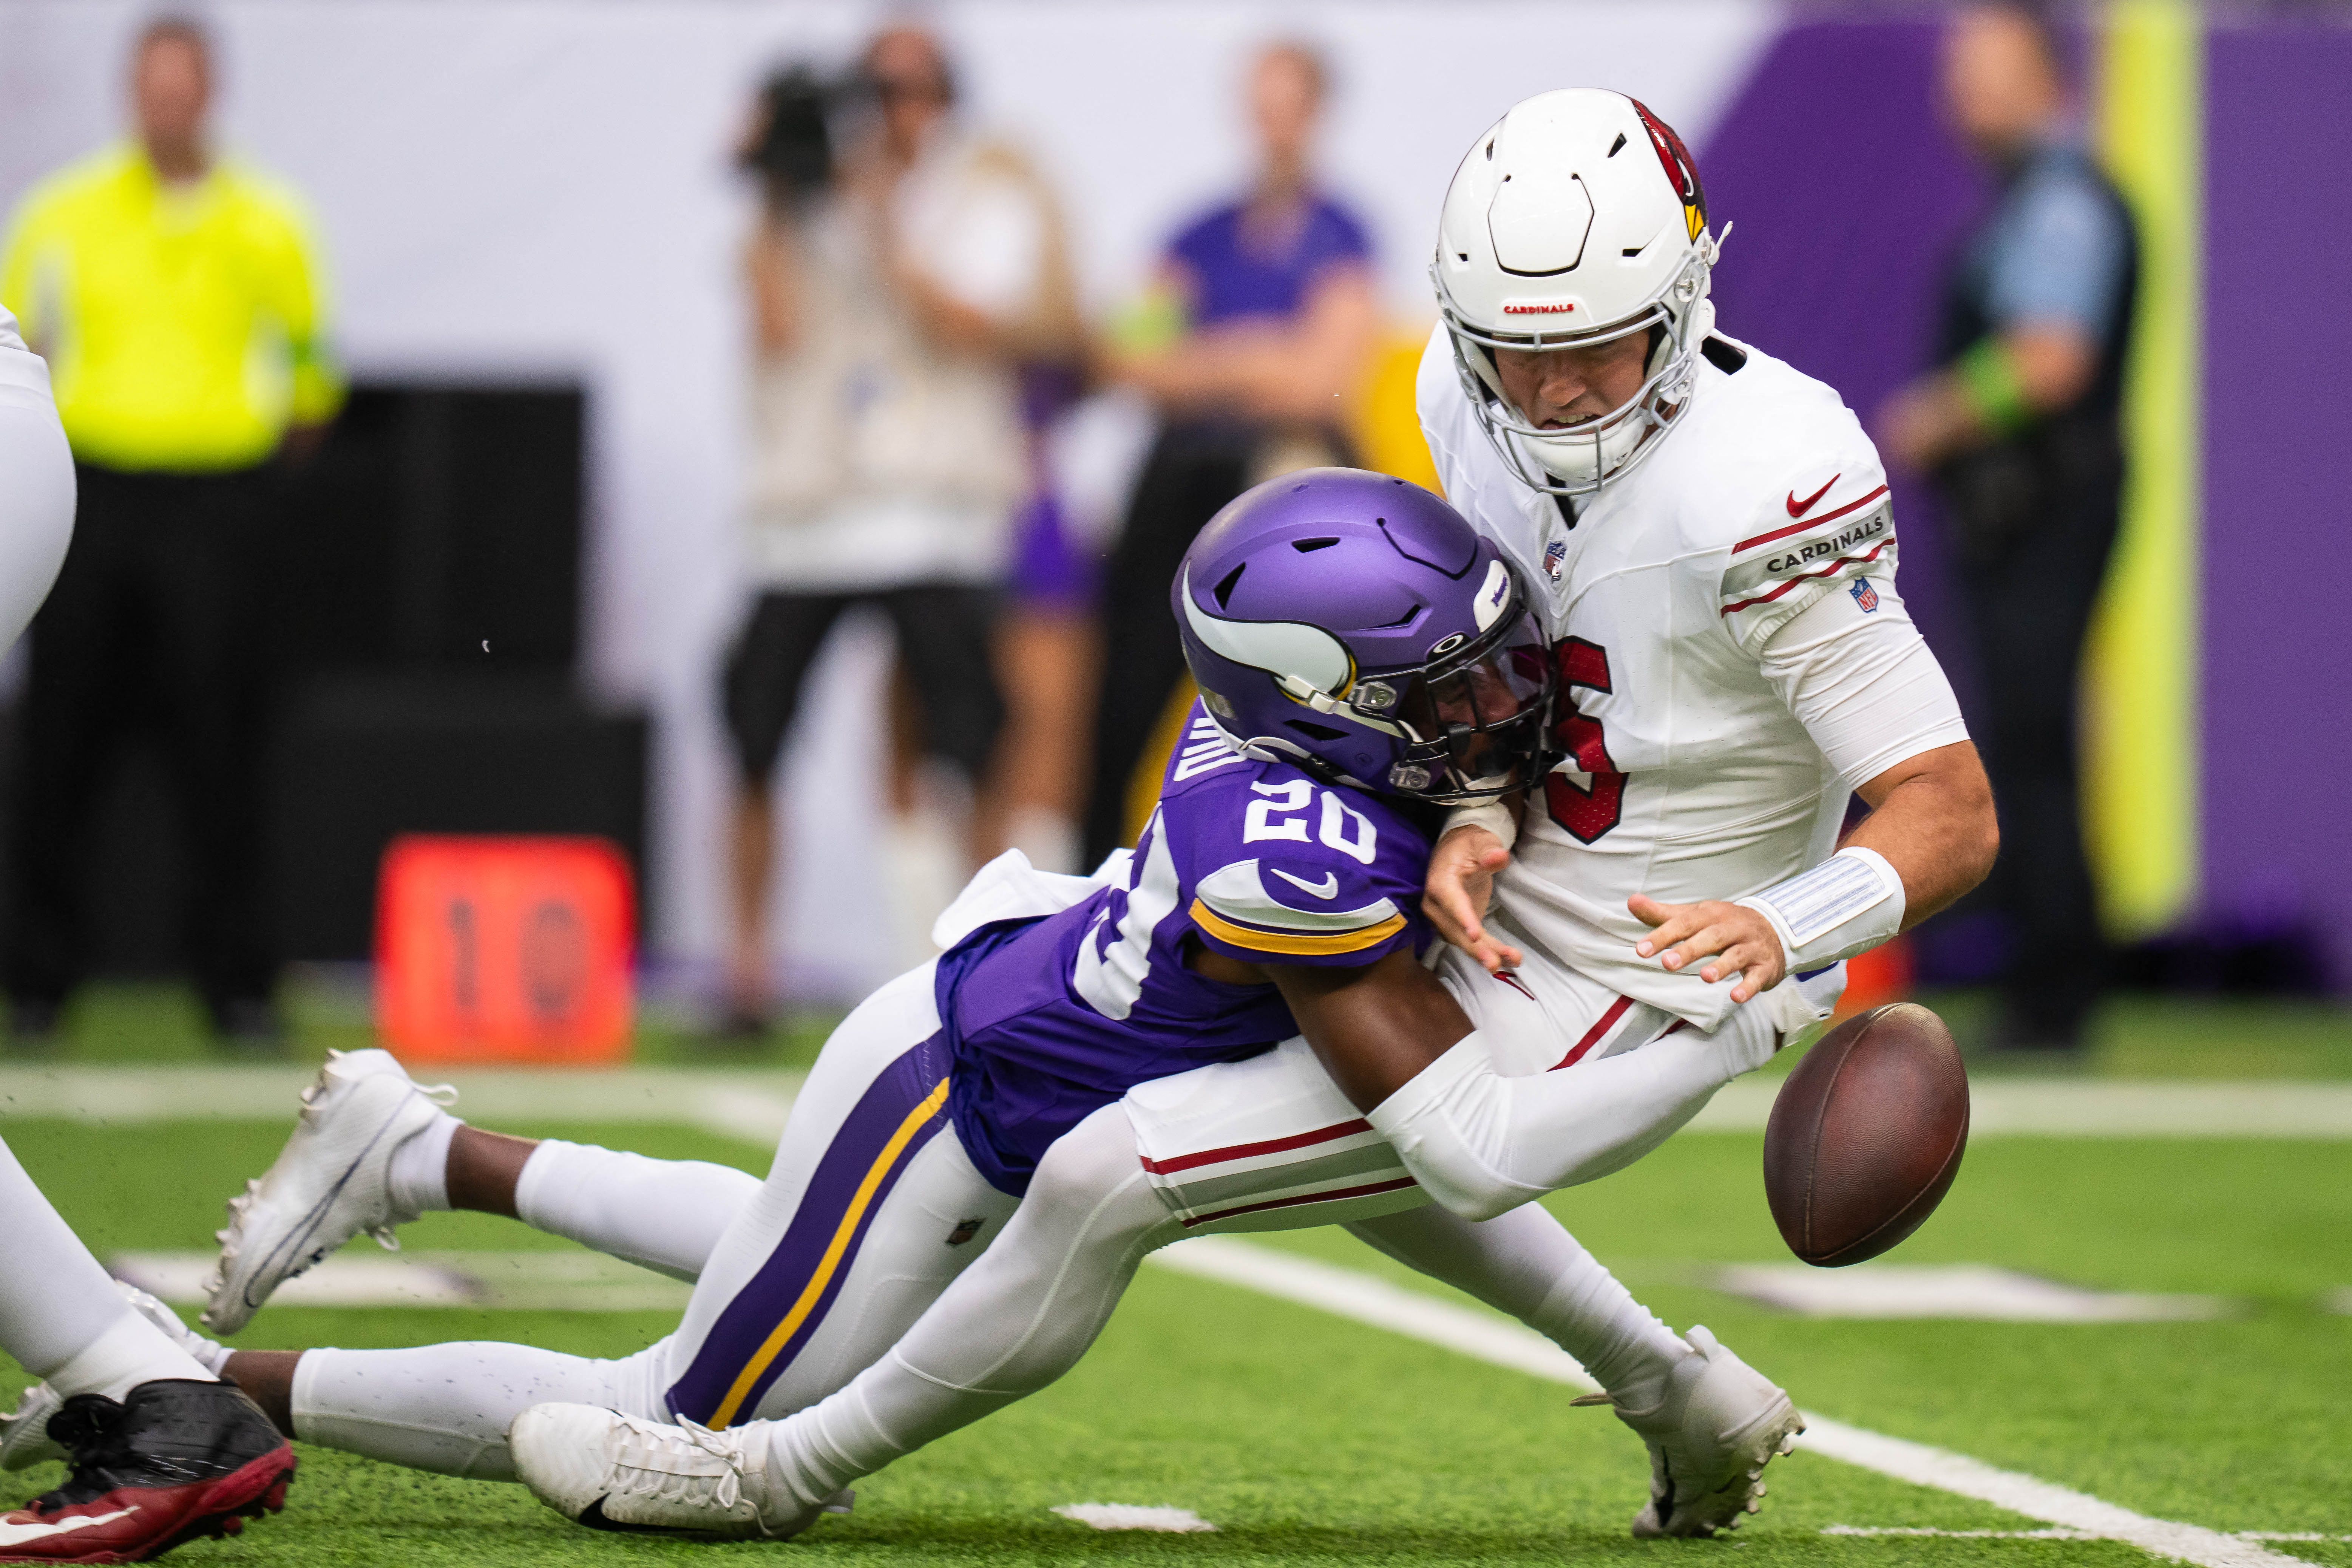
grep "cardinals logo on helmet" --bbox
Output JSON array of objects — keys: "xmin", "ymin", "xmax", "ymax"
[{"xmin": 1631, "ymin": 99, "xmax": 1706, "ymax": 242}]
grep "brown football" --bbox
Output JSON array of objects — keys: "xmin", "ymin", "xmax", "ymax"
[{"xmin": 1762, "ymin": 1002, "xmax": 1969, "ymax": 1267}]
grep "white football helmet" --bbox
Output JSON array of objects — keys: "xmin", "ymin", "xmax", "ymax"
[{"xmin": 1433, "ymin": 89, "xmax": 1727, "ymax": 497}]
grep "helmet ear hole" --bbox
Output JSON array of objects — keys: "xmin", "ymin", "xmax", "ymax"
[{"xmin": 1285, "ymin": 718, "xmax": 1349, "ymax": 742}]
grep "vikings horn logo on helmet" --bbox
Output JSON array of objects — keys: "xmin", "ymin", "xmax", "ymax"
[
  {"xmin": 1177, "ymin": 564, "xmax": 1356, "ymax": 703},
  {"xmin": 1631, "ymin": 98, "xmax": 1706, "ymax": 241}
]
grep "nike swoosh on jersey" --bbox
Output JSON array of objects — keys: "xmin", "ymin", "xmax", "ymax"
[
  {"xmin": 1785, "ymin": 474, "xmax": 1839, "ymax": 517},
  {"xmin": 1269, "ymin": 867, "xmax": 1340, "ymax": 899},
  {"xmin": 0, "ymin": 1506, "xmax": 138, "ymax": 1545}
]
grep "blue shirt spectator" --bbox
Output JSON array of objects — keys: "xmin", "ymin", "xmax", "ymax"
[{"xmin": 1965, "ymin": 142, "xmax": 2130, "ymax": 344}]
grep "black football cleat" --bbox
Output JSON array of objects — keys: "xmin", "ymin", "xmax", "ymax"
[{"xmin": 0, "ymin": 1379, "xmax": 295, "ymax": 1563}]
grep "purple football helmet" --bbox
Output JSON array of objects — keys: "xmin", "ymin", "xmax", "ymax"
[{"xmin": 1172, "ymin": 467, "xmax": 1555, "ymax": 802}]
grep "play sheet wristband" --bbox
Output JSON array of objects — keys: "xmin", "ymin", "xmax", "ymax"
[{"xmin": 1734, "ymin": 846, "xmax": 1906, "ymax": 970}]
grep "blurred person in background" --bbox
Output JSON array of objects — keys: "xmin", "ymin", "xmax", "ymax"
[
  {"xmin": 0, "ymin": 17, "xmax": 342, "ymax": 1055},
  {"xmin": 718, "ymin": 26, "xmax": 1078, "ymax": 1036},
  {"xmin": 1081, "ymin": 40, "xmax": 1377, "ymax": 866},
  {"xmin": 1879, "ymin": 2, "xmax": 2136, "ymax": 1055}
]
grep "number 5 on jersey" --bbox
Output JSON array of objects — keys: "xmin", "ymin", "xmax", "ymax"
[{"xmin": 1545, "ymin": 637, "xmax": 1626, "ymax": 843}]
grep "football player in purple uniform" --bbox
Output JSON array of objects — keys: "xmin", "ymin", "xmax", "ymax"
[{"xmin": 154, "ymin": 470, "xmax": 1778, "ymax": 1540}]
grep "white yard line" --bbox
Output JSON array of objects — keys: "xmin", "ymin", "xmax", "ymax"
[
  {"xmin": 1052, "ymin": 1504, "xmax": 1215, "ymax": 1533},
  {"xmin": 1151, "ymin": 1238, "xmax": 2316, "ymax": 1568}
]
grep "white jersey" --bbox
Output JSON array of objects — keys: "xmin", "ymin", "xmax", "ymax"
[
  {"xmin": 1417, "ymin": 323, "xmax": 1963, "ymax": 1034},
  {"xmin": 0, "ymin": 302, "xmax": 51, "ymax": 399}
]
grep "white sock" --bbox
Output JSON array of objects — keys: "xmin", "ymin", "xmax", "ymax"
[
  {"xmin": 1526, "ymin": 1252, "xmax": 1685, "ymax": 1410},
  {"xmin": 513, "ymin": 1140, "xmax": 761, "ymax": 1282},
  {"xmin": 385, "ymin": 1110, "xmax": 463, "ymax": 1219},
  {"xmin": 44, "ymin": 1308, "xmax": 214, "ymax": 1402},
  {"xmin": 1348, "ymin": 1204, "xmax": 1685, "ymax": 1410},
  {"xmin": 0, "ymin": 1134, "xmax": 216, "ymax": 1395},
  {"xmin": 291, "ymin": 1339, "xmax": 659, "ymax": 1482}
]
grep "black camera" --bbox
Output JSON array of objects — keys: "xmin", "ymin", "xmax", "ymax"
[{"xmin": 741, "ymin": 66, "xmax": 843, "ymax": 204}]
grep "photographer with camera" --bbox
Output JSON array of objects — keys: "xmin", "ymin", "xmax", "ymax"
[{"xmin": 716, "ymin": 26, "xmax": 1078, "ymax": 1035}]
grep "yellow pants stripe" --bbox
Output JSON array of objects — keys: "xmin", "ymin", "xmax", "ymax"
[{"xmin": 707, "ymin": 1076, "xmax": 952, "ymax": 1429}]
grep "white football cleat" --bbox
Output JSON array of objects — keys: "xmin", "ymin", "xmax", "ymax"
[
  {"xmin": 202, "ymin": 1047, "xmax": 456, "ymax": 1334},
  {"xmin": 508, "ymin": 1404, "xmax": 842, "ymax": 1540},
  {"xmin": 1612, "ymin": 1325, "xmax": 1803, "ymax": 1539},
  {"xmin": 3, "ymin": 1284, "xmax": 227, "ymax": 1470}
]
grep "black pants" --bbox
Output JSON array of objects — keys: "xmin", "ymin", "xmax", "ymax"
[
  {"xmin": 1078, "ymin": 422, "xmax": 1262, "ymax": 865},
  {"xmin": 6, "ymin": 465, "xmax": 280, "ymax": 1026},
  {"xmin": 1940, "ymin": 428, "xmax": 2124, "ymax": 1045},
  {"xmin": 722, "ymin": 584, "xmax": 1004, "ymax": 788}
]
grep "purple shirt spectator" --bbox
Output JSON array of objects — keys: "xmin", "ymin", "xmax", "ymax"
[{"xmin": 1168, "ymin": 195, "xmax": 1372, "ymax": 328}]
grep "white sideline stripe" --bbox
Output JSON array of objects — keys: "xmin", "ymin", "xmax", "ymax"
[
  {"xmin": 1827, "ymin": 1526, "xmax": 2102, "ymax": 1539},
  {"xmin": 1827, "ymin": 1532, "xmax": 2352, "ymax": 1544},
  {"xmin": 1690, "ymin": 1078, "xmax": 2352, "ymax": 1138},
  {"xmin": 111, "ymin": 1249, "xmax": 693, "ymax": 1312},
  {"xmin": 1149, "ymin": 1238, "xmax": 2317, "ymax": 1568},
  {"xmin": 9, "ymin": 1066, "xmax": 2351, "ymax": 1140},
  {"xmin": 0, "ymin": 1065, "xmax": 803, "ymax": 1146},
  {"xmin": 1052, "ymin": 1503, "xmax": 1215, "ymax": 1533}
]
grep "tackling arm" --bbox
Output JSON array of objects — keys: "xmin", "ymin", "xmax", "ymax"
[{"xmin": 1249, "ymin": 948, "xmax": 1757, "ymax": 1221}]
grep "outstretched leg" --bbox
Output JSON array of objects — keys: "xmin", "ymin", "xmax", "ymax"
[
  {"xmin": 219, "ymin": 961, "xmax": 1018, "ymax": 1487},
  {"xmin": 516, "ymin": 1101, "xmax": 1181, "ymax": 1534},
  {"xmin": 207, "ymin": 1049, "xmax": 767, "ymax": 1333}
]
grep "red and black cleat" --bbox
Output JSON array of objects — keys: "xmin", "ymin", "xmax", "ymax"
[{"xmin": 0, "ymin": 1380, "xmax": 294, "ymax": 1563}]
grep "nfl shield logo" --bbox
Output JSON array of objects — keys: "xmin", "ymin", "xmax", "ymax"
[
  {"xmin": 1543, "ymin": 538, "xmax": 1568, "ymax": 582},
  {"xmin": 1849, "ymin": 578, "xmax": 1881, "ymax": 613}
]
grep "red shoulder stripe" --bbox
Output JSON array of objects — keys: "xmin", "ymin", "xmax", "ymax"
[
  {"xmin": 1719, "ymin": 542, "xmax": 1889, "ymax": 616},
  {"xmin": 1732, "ymin": 485, "xmax": 1890, "ymax": 554}
]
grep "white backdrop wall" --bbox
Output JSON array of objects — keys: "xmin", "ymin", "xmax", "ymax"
[{"xmin": 0, "ymin": 0, "xmax": 1779, "ymax": 999}]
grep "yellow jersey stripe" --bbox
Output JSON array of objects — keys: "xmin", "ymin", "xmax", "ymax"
[
  {"xmin": 1188, "ymin": 899, "xmax": 1407, "ymax": 957},
  {"xmin": 708, "ymin": 1076, "xmax": 951, "ymax": 1429}
]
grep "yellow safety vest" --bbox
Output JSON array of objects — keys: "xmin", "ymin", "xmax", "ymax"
[{"xmin": 0, "ymin": 144, "xmax": 343, "ymax": 471}]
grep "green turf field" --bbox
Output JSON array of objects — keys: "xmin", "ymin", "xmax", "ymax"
[{"xmin": 1, "ymin": 986, "xmax": 2347, "ymax": 1565}]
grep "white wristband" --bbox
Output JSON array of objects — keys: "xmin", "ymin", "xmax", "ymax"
[
  {"xmin": 1441, "ymin": 797, "xmax": 1518, "ymax": 853},
  {"xmin": 1734, "ymin": 846, "xmax": 1906, "ymax": 972}
]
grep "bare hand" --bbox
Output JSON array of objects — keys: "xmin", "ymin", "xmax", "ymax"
[
  {"xmin": 1628, "ymin": 894, "xmax": 1785, "ymax": 1004},
  {"xmin": 1875, "ymin": 378, "xmax": 1958, "ymax": 473},
  {"xmin": 1422, "ymin": 825, "xmax": 1520, "ymax": 974}
]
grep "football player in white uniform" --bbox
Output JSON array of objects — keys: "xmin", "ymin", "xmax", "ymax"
[
  {"xmin": 0, "ymin": 302, "xmax": 298, "ymax": 1562},
  {"xmin": 493, "ymin": 89, "xmax": 1995, "ymax": 1545},
  {"xmin": 1413, "ymin": 91, "xmax": 1992, "ymax": 1038}
]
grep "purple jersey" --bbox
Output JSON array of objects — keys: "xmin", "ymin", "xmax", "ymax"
[{"xmin": 942, "ymin": 705, "xmax": 1436, "ymax": 1194}]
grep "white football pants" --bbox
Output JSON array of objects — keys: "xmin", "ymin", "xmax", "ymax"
[
  {"xmin": 287, "ymin": 960, "xmax": 1683, "ymax": 1485},
  {"xmin": 0, "ymin": 1134, "xmax": 215, "ymax": 1398},
  {"xmin": 0, "ymin": 372, "xmax": 191, "ymax": 1401}
]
